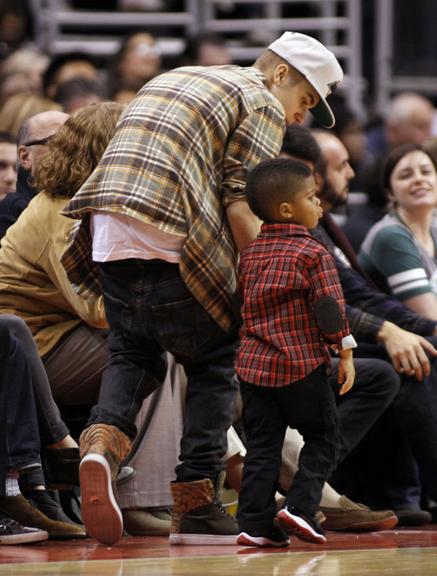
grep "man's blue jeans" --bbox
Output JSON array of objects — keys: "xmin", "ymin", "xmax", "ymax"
[
  {"xmin": 88, "ymin": 258, "xmax": 239, "ymax": 482},
  {"xmin": 2, "ymin": 326, "xmax": 42, "ymax": 472}
]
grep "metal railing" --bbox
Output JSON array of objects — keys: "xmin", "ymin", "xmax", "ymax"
[{"xmin": 31, "ymin": 0, "xmax": 363, "ymax": 113}]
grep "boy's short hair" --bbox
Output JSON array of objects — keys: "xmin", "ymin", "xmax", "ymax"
[{"xmin": 246, "ymin": 157, "xmax": 312, "ymax": 222}]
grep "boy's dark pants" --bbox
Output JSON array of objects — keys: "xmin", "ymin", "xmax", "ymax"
[{"xmin": 237, "ymin": 365, "xmax": 337, "ymax": 533}]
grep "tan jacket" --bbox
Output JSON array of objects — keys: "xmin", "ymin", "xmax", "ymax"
[{"xmin": 0, "ymin": 192, "xmax": 106, "ymax": 357}]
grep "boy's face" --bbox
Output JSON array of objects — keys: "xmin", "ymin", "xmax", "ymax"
[{"xmin": 281, "ymin": 175, "xmax": 322, "ymax": 229}]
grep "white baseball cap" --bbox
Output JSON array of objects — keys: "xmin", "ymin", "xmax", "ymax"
[{"xmin": 268, "ymin": 31, "xmax": 343, "ymax": 128}]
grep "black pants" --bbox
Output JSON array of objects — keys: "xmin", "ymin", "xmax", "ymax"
[
  {"xmin": 88, "ymin": 259, "xmax": 239, "ymax": 482},
  {"xmin": 332, "ymin": 356, "xmax": 400, "ymax": 464},
  {"xmin": 237, "ymin": 365, "xmax": 337, "ymax": 533},
  {"xmin": 342, "ymin": 340, "xmax": 437, "ymax": 506}
]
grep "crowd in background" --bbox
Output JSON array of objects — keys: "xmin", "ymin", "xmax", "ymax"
[{"xmin": 2, "ymin": 0, "xmax": 437, "ymax": 547}]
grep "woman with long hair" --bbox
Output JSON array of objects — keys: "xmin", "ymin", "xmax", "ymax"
[{"xmin": 359, "ymin": 143, "xmax": 437, "ymax": 321}]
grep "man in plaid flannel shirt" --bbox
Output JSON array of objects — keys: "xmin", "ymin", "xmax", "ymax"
[{"xmin": 61, "ymin": 32, "xmax": 345, "ymax": 546}]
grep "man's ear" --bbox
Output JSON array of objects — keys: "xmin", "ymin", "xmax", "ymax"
[
  {"xmin": 272, "ymin": 63, "xmax": 290, "ymax": 86},
  {"xmin": 279, "ymin": 201, "xmax": 293, "ymax": 219},
  {"xmin": 18, "ymin": 144, "xmax": 31, "ymax": 171},
  {"xmin": 314, "ymin": 171, "xmax": 323, "ymax": 193}
]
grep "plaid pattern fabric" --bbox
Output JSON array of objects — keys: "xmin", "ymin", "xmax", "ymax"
[
  {"xmin": 236, "ymin": 223, "xmax": 351, "ymax": 387},
  {"xmin": 61, "ymin": 65, "xmax": 285, "ymax": 330},
  {"xmin": 312, "ymin": 224, "xmax": 437, "ymax": 341}
]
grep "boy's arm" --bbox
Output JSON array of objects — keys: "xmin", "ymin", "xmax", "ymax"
[{"xmin": 308, "ymin": 249, "xmax": 356, "ymax": 352}]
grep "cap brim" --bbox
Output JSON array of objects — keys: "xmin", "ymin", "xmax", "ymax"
[{"xmin": 311, "ymin": 99, "xmax": 335, "ymax": 128}]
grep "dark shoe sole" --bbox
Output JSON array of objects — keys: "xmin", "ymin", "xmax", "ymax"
[
  {"xmin": 277, "ymin": 509, "xmax": 327, "ymax": 544},
  {"xmin": 237, "ymin": 531, "xmax": 290, "ymax": 548},
  {"xmin": 80, "ymin": 454, "xmax": 123, "ymax": 545}
]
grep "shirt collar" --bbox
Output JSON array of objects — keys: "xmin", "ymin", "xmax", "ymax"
[{"xmin": 260, "ymin": 222, "xmax": 311, "ymax": 237}]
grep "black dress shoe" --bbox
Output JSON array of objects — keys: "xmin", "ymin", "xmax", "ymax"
[{"xmin": 395, "ymin": 509, "xmax": 432, "ymax": 526}]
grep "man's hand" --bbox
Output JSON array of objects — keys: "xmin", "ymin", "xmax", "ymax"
[
  {"xmin": 226, "ymin": 200, "xmax": 262, "ymax": 252},
  {"xmin": 377, "ymin": 321, "xmax": 437, "ymax": 381}
]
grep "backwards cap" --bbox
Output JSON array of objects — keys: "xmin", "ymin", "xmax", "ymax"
[{"xmin": 268, "ymin": 31, "xmax": 343, "ymax": 128}]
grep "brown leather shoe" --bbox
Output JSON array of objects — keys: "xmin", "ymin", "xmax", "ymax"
[
  {"xmin": 0, "ymin": 495, "xmax": 87, "ymax": 540},
  {"xmin": 122, "ymin": 508, "xmax": 171, "ymax": 536},
  {"xmin": 79, "ymin": 424, "xmax": 132, "ymax": 545},
  {"xmin": 319, "ymin": 495, "xmax": 398, "ymax": 532}
]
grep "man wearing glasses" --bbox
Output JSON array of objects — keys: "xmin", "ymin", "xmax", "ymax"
[{"xmin": 0, "ymin": 110, "xmax": 68, "ymax": 238}]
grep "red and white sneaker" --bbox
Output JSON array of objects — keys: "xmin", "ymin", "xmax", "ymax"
[
  {"xmin": 237, "ymin": 526, "xmax": 290, "ymax": 548},
  {"xmin": 277, "ymin": 506, "xmax": 327, "ymax": 544}
]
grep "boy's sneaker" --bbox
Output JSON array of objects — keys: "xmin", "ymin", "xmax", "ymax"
[
  {"xmin": 237, "ymin": 526, "xmax": 290, "ymax": 548},
  {"xmin": 276, "ymin": 506, "xmax": 327, "ymax": 544}
]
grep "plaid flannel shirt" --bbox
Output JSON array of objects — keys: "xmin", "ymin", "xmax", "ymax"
[
  {"xmin": 236, "ymin": 223, "xmax": 351, "ymax": 387},
  {"xmin": 61, "ymin": 65, "xmax": 285, "ymax": 331}
]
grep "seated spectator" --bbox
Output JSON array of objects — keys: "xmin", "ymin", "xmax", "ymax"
[
  {"xmin": 0, "ymin": 49, "xmax": 49, "ymax": 100},
  {"xmin": 107, "ymin": 31, "xmax": 162, "ymax": 100},
  {"xmin": 366, "ymin": 92, "xmax": 434, "ymax": 162},
  {"xmin": 325, "ymin": 94, "xmax": 370, "ymax": 192},
  {"xmin": 0, "ymin": 0, "xmax": 36, "ymax": 59},
  {"xmin": 179, "ymin": 33, "xmax": 232, "ymax": 67},
  {"xmin": 0, "ymin": 103, "xmax": 121, "ymax": 404},
  {"xmin": 359, "ymin": 144, "xmax": 437, "ymax": 321},
  {"xmin": 0, "ymin": 102, "xmax": 181, "ymax": 537},
  {"xmin": 0, "ymin": 316, "xmax": 86, "ymax": 540},
  {"xmin": 0, "ymin": 132, "xmax": 16, "ymax": 201},
  {"xmin": 0, "ymin": 93, "xmax": 62, "ymax": 138},
  {"xmin": 54, "ymin": 77, "xmax": 105, "ymax": 113},
  {"xmin": 302, "ymin": 128, "xmax": 437, "ymax": 524},
  {"xmin": 42, "ymin": 52, "xmax": 100, "ymax": 100},
  {"xmin": 0, "ymin": 109, "xmax": 68, "ymax": 238},
  {"xmin": 341, "ymin": 157, "xmax": 388, "ymax": 252}
]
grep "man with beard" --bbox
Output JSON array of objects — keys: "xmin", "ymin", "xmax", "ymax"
[{"xmin": 282, "ymin": 125, "xmax": 437, "ymax": 525}]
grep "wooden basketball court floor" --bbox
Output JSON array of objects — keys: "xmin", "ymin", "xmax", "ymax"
[{"xmin": 1, "ymin": 526, "xmax": 437, "ymax": 575}]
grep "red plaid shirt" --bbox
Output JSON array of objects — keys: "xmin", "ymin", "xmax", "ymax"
[{"xmin": 236, "ymin": 223, "xmax": 351, "ymax": 387}]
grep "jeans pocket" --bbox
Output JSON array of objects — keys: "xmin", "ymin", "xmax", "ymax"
[
  {"xmin": 153, "ymin": 295, "xmax": 224, "ymax": 358},
  {"xmin": 103, "ymin": 288, "xmax": 133, "ymax": 335}
]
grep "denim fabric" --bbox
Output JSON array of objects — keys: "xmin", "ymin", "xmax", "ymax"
[
  {"xmin": 237, "ymin": 365, "xmax": 337, "ymax": 532},
  {"xmin": 89, "ymin": 259, "xmax": 239, "ymax": 481},
  {"xmin": 1, "ymin": 315, "xmax": 69, "ymax": 445},
  {"xmin": 5, "ymin": 331, "xmax": 41, "ymax": 471}
]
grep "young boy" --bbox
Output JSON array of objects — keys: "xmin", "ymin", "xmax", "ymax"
[{"xmin": 236, "ymin": 157, "xmax": 356, "ymax": 548}]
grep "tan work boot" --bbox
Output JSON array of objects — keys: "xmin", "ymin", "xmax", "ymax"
[
  {"xmin": 319, "ymin": 495, "xmax": 398, "ymax": 532},
  {"xmin": 170, "ymin": 472, "xmax": 238, "ymax": 545},
  {"xmin": 79, "ymin": 424, "xmax": 132, "ymax": 545},
  {"xmin": 0, "ymin": 495, "xmax": 87, "ymax": 540}
]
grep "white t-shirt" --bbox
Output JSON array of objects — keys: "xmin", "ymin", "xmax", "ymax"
[{"xmin": 91, "ymin": 212, "xmax": 186, "ymax": 263}]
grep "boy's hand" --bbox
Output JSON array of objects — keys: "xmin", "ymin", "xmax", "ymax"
[{"xmin": 337, "ymin": 350, "xmax": 355, "ymax": 395}]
